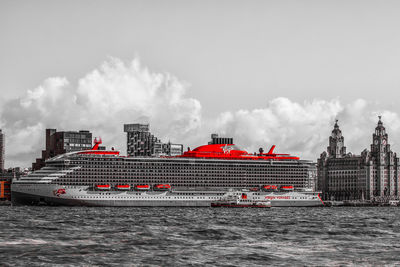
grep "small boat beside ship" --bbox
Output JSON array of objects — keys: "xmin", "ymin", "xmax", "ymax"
[{"xmin": 211, "ymin": 193, "xmax": 272, "ymax": 208}]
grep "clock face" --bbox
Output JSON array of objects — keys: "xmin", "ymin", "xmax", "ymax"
[
  {"xmin": 383, "ymin": 139, "xmax": 387, "ymax": 145},
  {"xmin": 374, "ymin": 139, "xmax": 379, "ymax": 145}
]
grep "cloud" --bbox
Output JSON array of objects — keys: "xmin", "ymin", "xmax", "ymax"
[
  {"xmin": 0, "ymin": 57, "xmax": 201, "ymax": 168},
  {"xmin": 210, "ymin": 97, "xmax": 400, "ymax": 160},
  {"xmin": 1, "ymin": 56, "xmax": 400, "ymax": 168}
]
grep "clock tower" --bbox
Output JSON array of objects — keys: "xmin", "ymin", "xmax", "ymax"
[
  {"xmin": 318, "ymin": 116, "xmax": 400, "ymax": 202},
  {"xmin": 370, "ymin": 116, "xmax": 395, "ymax": 198},
  {"xmin": 327, "ymin": 120, "xmax": 346, "ymax": 158},
  {"xmin": 371, "ymin": 116, "xmax": 389, "ymax": 155}
]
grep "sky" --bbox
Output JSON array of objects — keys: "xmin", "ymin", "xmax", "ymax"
[{"xmin": 1, "ymin": 0, "xmax": 400, "ymax": 168}]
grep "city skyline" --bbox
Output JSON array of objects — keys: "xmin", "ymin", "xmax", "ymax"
[
  {"xmin": 3, "ymin": 2, "xmax": 400, "ymax": 266},
  {"xmin": 2, "ymin": 0, "xmax": 400, "ymax": 168},
  {"xmin": 0, "ymin": 114, "xmax": 397, "ymax": 169}
]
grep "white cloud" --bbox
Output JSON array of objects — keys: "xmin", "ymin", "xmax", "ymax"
[
  {"xmin": 210, "ymin": 98, "xmax": 342, "ymax": 158},
  {"xmin": 0, "ymin": 58, "xmax": 201, "ymax": 168},
  {"xmin": 1, "ymin": 57, "xmax": 400, "ymax": 168},
  {"xmin": 209, "ymin": 97, "xmax": 400, "ymax": 160}
]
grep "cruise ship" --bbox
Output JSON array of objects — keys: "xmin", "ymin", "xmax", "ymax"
[{"xmin": 11, "ymin": 139, "xmax": 323, "ymax": 207}]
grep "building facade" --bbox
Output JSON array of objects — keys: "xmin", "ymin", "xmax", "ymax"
[
  {"xmin": 317, "ymin": 118, "xmax": 400, "ymax": 202},
  {"xmin": 32, "ymin": 129, "xmax": 93, "ymax": 170},
  {"xmin": 0, "ymin": 129, "xmax": 4, "ymax": 172},
  {"xmin": 162, "ymin": 142, "xmax": 184, "ymax": 157},
  {"xmin": 0, "ymin": 168, "xmax": 21, "ymax": 201},
  {"xmin": 124, "ymin": 123, "xmax": 183, "ymax": 157}
]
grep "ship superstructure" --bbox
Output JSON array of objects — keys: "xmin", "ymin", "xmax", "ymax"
[{"xmin": 12, "ymin": 138, "xmax": 322, "ymax": 207}]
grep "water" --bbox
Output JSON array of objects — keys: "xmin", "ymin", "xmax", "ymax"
[{"xmin": 1, "ymin": 206, "xmax": 400, "ymax": 266}]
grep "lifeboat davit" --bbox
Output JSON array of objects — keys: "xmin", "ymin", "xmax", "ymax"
[
  {"xmin": 135, "ymin": 185, "xmax": 150, "ymax": 191},
  {"xmin": 115, "ymin": 185, "xmax": 131, "ymax": 191},
  {"xmin": 96, "ymin": 184, "xmax": 110, "ymax": 191},
  {"xmin": 263, "ymin": 185, "xmax": 278, "ymax": 191},
  {"xmin": 154, "ymin": 184, "xmax": 171, "ymax": 191},
  {"xmin": 280, "ymin": 185, "xmax": 294, "ymax": 191}
]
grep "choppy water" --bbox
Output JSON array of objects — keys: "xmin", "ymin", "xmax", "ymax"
[{"xmin": 1, "ymin": 206, "xmax": 400, "ymax": 266}]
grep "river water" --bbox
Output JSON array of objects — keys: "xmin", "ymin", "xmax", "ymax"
[{"xmin": 1, "ymin": 206, "xmax": 400, "ymax": 266}]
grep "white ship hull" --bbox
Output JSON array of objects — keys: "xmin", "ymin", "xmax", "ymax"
[{"xmin": 11, "ymin": 183, "xmax": 323, "ymax": 207}]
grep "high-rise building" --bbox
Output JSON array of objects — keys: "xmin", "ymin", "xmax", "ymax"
[
  {"xmin": 124, "ymin": 123, "xmax": 160, "ymax": 157},
  {"xmin": 0, "ymin": 129, "xmax": 4, "ymax": 172},
  {"xmin": 317, "ymin": 118, "xmax": 400, "ymax": 202},
  {"xmin": 32, "ymin": 129, "xmax": 93, "ymax": 170},
  {"xmin": 124, "ymin": 123, "xmax": 183, "ymax": 157}
]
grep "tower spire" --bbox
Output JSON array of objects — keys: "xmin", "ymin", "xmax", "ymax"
[
  {"xmin": 375, "ymin": 115, "xmax": 385, "ymax": 135},
  {"xmin": 372, "ymin": 115, "xmax": 388, "ymax": 153},
  {"xmin": 328, "ymin": 119, "xmax": 346, "ymax": 158}
]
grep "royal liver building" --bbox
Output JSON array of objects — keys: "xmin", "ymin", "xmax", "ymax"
[{"xmin": 317, "ymin": 117, "xmax": 400, "ymax": 202}]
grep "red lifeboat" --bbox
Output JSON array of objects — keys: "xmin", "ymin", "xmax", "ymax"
[
  {"xmin": 280, "ymin": 185, "xmax": 294, "ymax": 191},
  {"xmin": 154, "ymin": 184, "xmax": 171, "ymax": 191},
  {"xmin": 96, "ymin": 184, "xmax": 110, "ymax": 191},
  {"xmin": 135, "ymin": 185, "xmax": 150, "ymax": 191},
  {"xmin": 115, "ymin": 185, "xmax": 131, "ymax": 191},
  {"xmin": 263, "ymin": 185, "xmax": 278, "ymax": 191}
]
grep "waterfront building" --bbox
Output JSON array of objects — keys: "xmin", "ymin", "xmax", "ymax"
[
  {"xmin": 32, "ymin": 129, "xmax": 93, "ymax": 170},
  {"xmin": 0, "ymin": 176, "xmax": 11, "ymax": 201},
  {"xmin": 1, "ymin": 168, "xmax": 21, "ymax": 201},
  {"xmin": 317, "ymin": 118, "xmax": 400, "ymax": 202},
  {"xmin": 0, "ymin": 129, "xmax": 4, "ymax": 172},
  {"xmin": 124, "ymin": 123, "xmax": 183, "ymax": 157}
]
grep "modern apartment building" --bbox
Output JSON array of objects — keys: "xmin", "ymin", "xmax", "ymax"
[{"xmin": 124, "ymin": 123, "xmax": 183, "ymax": 157}]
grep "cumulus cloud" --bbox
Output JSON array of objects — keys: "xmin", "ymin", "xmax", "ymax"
[
  {"xmin": 1, "ymin": 57, "xmax": 400, "ymax": 168},
  {"xmin": 0, "ymin": 58, "xmax": 201, "ymax": 168},
  {"xmin": 210, "ymin": 98, "xmax": 400, "ymax": 160}
]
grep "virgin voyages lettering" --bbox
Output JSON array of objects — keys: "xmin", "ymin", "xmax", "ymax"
[{"xmin": 265, "ymin": 196, "xmax": 291, "ymax": 200}]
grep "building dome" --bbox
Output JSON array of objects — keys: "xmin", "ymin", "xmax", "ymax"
[
  {"xmin": 375, "ymin": 116, "xmax": 386, "ymax": 132},
  {"xmin": 331, "ymin": 120, "xmax": 342, "ymax": 138}
]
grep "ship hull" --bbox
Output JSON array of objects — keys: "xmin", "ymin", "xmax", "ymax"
[
  {"xmin": 271, "ymin": 200, "xmax": 322, "ymax": 207},
  {"xmin": 11, "ymin": 184, "xmax": 323, "ymax": 207},
  {"xmin": 11, "ymin": 184, "xmax": 216, "ymax": 207},
  {"xmin": 11, "ymin": 191, "xmax": 213, "ymax": 207}
]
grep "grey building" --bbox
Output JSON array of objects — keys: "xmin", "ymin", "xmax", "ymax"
[
  {"xmin": 317, "ymin": 118, "xmax": 400, "ymax": 202},
  {"xmin": 162, "ymin": 142, "xmax": 184, "ymax": 157},
  {"xmin": 124, "ymin": 123, "xmax": 183, "ymax": 157},
  {"xmin": 0, "ymin": 129, "xmax": 4, "ymax": 171},
  {"xmin": 33, "ymin": 129, "xmax": 93, "ymax": 170}
]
